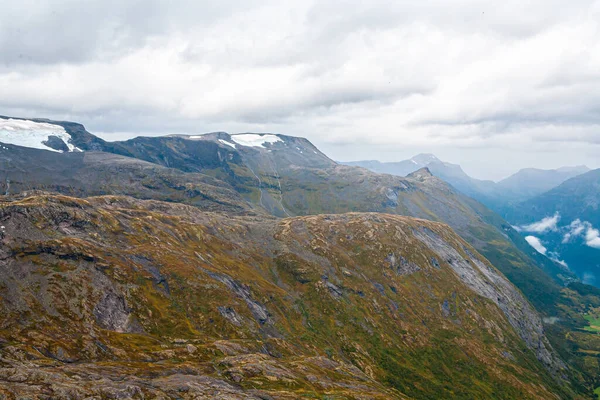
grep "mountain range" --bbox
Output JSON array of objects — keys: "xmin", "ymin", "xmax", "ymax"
[
  {"xmin": 343, "ymin": 155, "xmax": 589, "ymax": 211},
  {"xmin": 0, "ymin": 115, "xmax": 599, "ymax": 398}
]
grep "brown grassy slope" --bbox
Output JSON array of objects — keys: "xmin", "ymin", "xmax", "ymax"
[{"xmin": 0, "ymin": 194, "xmax": 575, "ymax": 399}]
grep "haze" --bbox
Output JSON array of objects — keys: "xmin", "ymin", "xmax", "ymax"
[{"xmin": 1, "ymin": 0, "xmax": 599, "ymax": 180}]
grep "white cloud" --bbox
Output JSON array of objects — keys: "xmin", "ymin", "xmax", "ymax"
[
  {"xmin": 548, "ymin": 251, "xmax": 568, "ymax": 268},
  {"xmin": 519, "ymin": 213, "xmax": 560, "ymax": 233},
  {"xmin": 525, "ymin": 236, "xmax": 547, "ymax": 255},
  {"xmin": 562, "ymin": 219, "xmax": 586, "ymax": 242},
  {"xmin": 586, "ymin": 226, "xmax": 600, "ymax": 248},
  {"xmin": 563, "ymin": 219, "xmax": 600, "ymax": 249}
]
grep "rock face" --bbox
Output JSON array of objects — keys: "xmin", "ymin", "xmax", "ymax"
[
  {"xmin": 414, "ymin": 227, "xmax": 563, "ymax": 373},
  {"xmin": 0, "ymin": 194, "xmax": 572, "ymax": 399}
]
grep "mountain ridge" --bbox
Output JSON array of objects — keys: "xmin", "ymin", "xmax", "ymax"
[
  {"xmin": 0, "ymin": 192, "xmax": 570, "ymax": 398},
  {"xmin": 2, "ymin": 115, "xmax": 600, "ymax": 397},
  {"xmin": 343, "ymin": 157, "xmax": 591, "ymax": 219}
]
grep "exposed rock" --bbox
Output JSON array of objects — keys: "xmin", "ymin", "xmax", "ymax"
[
  {"xmin": 93, "ymin": 291, "xmax": 133, "ymax": 333},
  {"xmin": 385, "ymin": 252, "xmax": 421, "ymax": 275},
  {"xmin": 218, "ymin": 306, "xmax": 244, "ymax": 327},
  {"xmin": 415, "ymin": 226, "xmax": 565, "ymax": 373},
  {"xmin": 42, "ymin": 135, "xmax": 70, "ymax": 152},
  {"xmin": 207, "ymin": 270, "xmax": 271, "ymax": 325}
]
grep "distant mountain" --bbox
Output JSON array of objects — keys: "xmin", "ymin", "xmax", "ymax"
[
  {"xmin": 343, "ymin": 155, "xmax": 589, "ymax": 212},
  {"xmin": 507, "ymin": 169, "xmax": 600, "ymax": 226},
  {"xmin": 505, "ymin": 169, "xmax": 600, "ymax": 286},
  {"xmin": 497, "ymin": 166, "xmax": 590, "ymax": 203},
  {"xmin": 343, "ymin": 153, "xmax": 439, "ymax": 176}
]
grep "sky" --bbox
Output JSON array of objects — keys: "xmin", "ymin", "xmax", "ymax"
[{"xmin": 1, "ymin": 0, "xmax": 599, "ymax": 180}]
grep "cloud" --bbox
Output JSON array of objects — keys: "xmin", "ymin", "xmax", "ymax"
[
  {"xmin": 563, "ymin": 219, "xmax": 600, "ymax": 249},
  {"xmin": 1, "ymin": 0, "xmax": 600, "ymax": 178},
  {"xmin": 525, "ymin": 236, "xmax": 567, "ymax": 267},
  {"xmin": 562, "ymin": 219, "xmax": 586, "ymax": 242},
  {"xmin": 543, "ymin": 317, "xmax": 560, "ymax": 324},
  {"xmin": 586, "ymin": 226, "xmax": 600, "ymax": 248},
  {"xmin": 519, "ymin": 213, "xmax": 560, "ymax": 233},
  {"xmin": 525, "ymin": 236, "xmax": 547, "ymax": 255},
  {"xmin": 548, "ymin": 251, "xmax": 568, "ymax": 268}
]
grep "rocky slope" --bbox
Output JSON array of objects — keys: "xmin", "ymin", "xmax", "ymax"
[
  {"xmin": 0, "ymin": 142, "xmax": 254, "ymax": 215},
  {"xmin": 0, "ymin": 193, "xmax": 571, "ymax": 399}
]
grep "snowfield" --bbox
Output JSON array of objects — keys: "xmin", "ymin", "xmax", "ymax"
[
  {"xmin": 0, "ymin": 118, "xmax": 78, "ymax": 152},
  {"xmin": 230, "ymin": 134, "xmax": 282, "ymax": 148}
]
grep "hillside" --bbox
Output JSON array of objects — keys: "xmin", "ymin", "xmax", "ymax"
[
  {"xmin": 2, "ymin": 116, "xmax": 600, "ymax": 397},
  {"xmin": 0, "ymin": 193, "xmax": 570, "ymax": 398}
]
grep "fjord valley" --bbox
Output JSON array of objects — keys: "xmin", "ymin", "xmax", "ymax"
[
  {"xmin": 0, "ymin": 116, "xmax": 599, "ymax": 399},
  {"xmin": 346, "ymin": 154, "xmax": 600, "ymax": 290}
]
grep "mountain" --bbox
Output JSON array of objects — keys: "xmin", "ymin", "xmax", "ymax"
[
  {"xmin": 343, "ymin": 155, "xmax": 589, "ymax": 212},
  {"xmin": 0, "ymin": 117, "xmax": 585, "ymax": 309},
  {"xmin": 505, "ymin": 169, "xmax": 600, "ymax": 287},
  {"xmin": 0, "ymin": 141, "xmax": 254, "ymax": 215},
  {"xmin": 42, "ymin": 129, "xmax": 577, "ymax": 298},
  {"xmin": 2, "ymin": 116, "xmax": 600, "ymax": 397},
  {"xmin": 342, "ymin": 154, "xmax": 438, "ymax": 176},
  {"xmin": 506, "ymin": 169, "xmax": 600, "ymax": 227},
  {"xmin": 497, "ymin": 166, "xmax": 591, "ymax": 204},
  {"xmin": 0, "ymin": 193, "xmax": 570, "ymax": 398}
]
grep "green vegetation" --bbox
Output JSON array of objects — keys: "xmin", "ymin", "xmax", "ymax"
[{"xmin": 584, "ymin": 313, "xmax": 600, "ymax": 333}]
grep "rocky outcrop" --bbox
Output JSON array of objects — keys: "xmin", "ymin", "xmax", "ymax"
[{"xmin": 414, "ymin": 226, "xmax": 565, "ymax": 374}]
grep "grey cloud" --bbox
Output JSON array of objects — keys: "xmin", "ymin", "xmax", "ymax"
[
  {"xmin": 2, "ymin": 0, "xmax": 600, "ymax": 178},
  {"xmin": 0, "ymin": 0, "xmax": 264, "ymax": 65}
]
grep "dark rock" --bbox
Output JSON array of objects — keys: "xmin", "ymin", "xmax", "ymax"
[{"xmin": 42, "ymin": 135, "xmax": 70, "ymax": 152}]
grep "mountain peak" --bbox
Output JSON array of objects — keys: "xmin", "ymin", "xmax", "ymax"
[
  {"xmin": 406, "ymin": 166, "xmax": 435, "ymax": 180},
  {"xmin": 411, "ymin": 153, "xmax": 441, "ymax": 165}
]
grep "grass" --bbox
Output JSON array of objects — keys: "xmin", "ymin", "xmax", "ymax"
[{"xmin": 584, "ymin": 314, "xmax": 600, "ymax": 333}]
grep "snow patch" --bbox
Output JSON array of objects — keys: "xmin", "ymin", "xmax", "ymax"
[
  {"xmin": 218, "ymin": 139, "xmax": 236, "ymax": 149},
  {"xmin": 230, "ymin": 134, "xmax": 282, "ymax": 148},
  {"xmin": 0, "ymin": 118, "xmax": 78, "ymax": 152}
]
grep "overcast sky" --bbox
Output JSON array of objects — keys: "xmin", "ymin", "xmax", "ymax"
[{"xmin": 1, "ymin": 0, "xmax": 599, "ymax": 180}]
